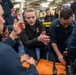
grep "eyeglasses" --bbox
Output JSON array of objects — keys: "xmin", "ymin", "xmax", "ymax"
[{"xmin": 61, "ymin": 22, "xmax": 71, "ymax": 25}]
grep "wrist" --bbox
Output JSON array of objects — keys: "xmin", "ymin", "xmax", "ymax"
[
  {"xmin": 58, "ymin": 53, "xmax": 62, "ymax": 57},
  {"xmin": 38, "ymin": 37, "xmax": 41, "ymax": 42},
  {"xmin": 56, "ymin": 52, "xmax": 61, "ymax": 57},
  {"xmin": 30, "ymin": 63, "xmax": 36, "ymax": 66},
  {"xmin": 9, "ymin": 30, "xmax": 17, "ymax": 40}
]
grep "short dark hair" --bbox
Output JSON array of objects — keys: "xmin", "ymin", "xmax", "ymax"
[
  {"xmin": 46, "ymin": 8, "xmax": 50, "ymax": 11},
  {"xmin": 60, "ymin": 8, "xmax": 73, "ymax": 19}
]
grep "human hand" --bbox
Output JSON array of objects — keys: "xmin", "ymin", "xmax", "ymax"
[
  {"xmin": 26, "ymin": 57, "xmax": 36, "ymax": 66},
  {"xmin": 20, "ymin": 54, "xmax": 30, "ymax": 63},
  {"xmin": 38, "ymin": 31, "xmax": 50, "ymax": 44},
  {"xmin": 58, "ymin": 54, "xmax": 66, "ymax": 65},
  {"xmin": 13, "ymin": 19, "xmax": 25, "ymax": 34}
]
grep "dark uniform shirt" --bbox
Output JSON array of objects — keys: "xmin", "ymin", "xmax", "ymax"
[
  {"xmin": 68, "ymin": 21, "xmax": 76, "ymax": 62},
  {"xmin": 0, "ymin": 35, "xmax": 19, "ymax": 53},
  {"xmin": 71, "ymin": 2, "xmax": 76, "ymax": 15},
  {"xmin": 1, "ymin": 0, "xmax": 13, "ymax": 16},
  {"xmin": 71, "ymin": 2, "xmax": 76, "ymax": 20},
  {"xmin": 1, "ymin": 0, "xmax": 14, "ymax": 25},
  {"xmin": 0, "ymin": 42, "xmax": 38, "ymax": 75},
  {"xmin": 48, "ymin": 19, "xmax": 75, "ymax": 61},
  {"xmin": 67, "ymin": 21, "xmax": 76, "ymax": 75}
]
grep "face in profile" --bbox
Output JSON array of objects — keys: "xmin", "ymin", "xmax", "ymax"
[
  {"xmin": 25, "ymin": 11, "xmax": 36, "ymax": 26},
  {"xmin": 0, "ymin": 5, "xmax": 5, "ymax": 34}
]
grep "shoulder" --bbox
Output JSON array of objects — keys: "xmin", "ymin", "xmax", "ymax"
[
  {"xmin": 51, "ymin": 19, "xmax": 60, "ymax": 27},
  {"xmin": 0, "ymin": 42, "xmax": 9, "ymax": 48},
  {"xmin": 0, "ymin": 42, "xmax": 12, "ymax": 54}
]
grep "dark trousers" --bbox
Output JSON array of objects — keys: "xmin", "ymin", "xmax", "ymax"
[{"xmin": 24, "ymin": 44, "xmax": 47, "ymax": 60}]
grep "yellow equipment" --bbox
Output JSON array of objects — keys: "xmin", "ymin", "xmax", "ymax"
[{"xmin": 43, "ymin": 22, "xmax": 51, "ymax": 27}]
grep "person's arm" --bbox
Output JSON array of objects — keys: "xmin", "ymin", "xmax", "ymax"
[
  {"xmin": 20, "ymin": 21, "xmax": 43, "ymax": 47},
  {"xmin": 20, "ymin": 30, "xmax": 50, "ymax": 48},
  {"xmin": 21, "ymin": 55, "xmax": 38, "ymax": 75},
  {"xmin": 20, "ymin": 22, "xmax": 50, "ymax": 47},
  {"xmin": 0, "ymin": 43, "xmax": 38, "ymax": 75},
  {"xmin": 2, "ymin": 29, "xmax": 18, "ymax": 45},
  {"xmin": 49, "ymin": 20, "xmax": 65, "ymax": 65},
  {"xmin": 68, "ymin": 24, "xmax": 76, "ymax": 62},
  {"xmin": 51, "ymin": 43, "xmax": 66, "ymax": 65},
  {"xmin": 20, "ymin": 30, "xmax": 41, "ymax": 48},
  {"xmin": 3, "ymin": 36, "xmax": 14, "ymax": 46},
  {"xmin": 28, "ymin": 64, "xmax": 38, "ymax": 75},
  {"xmin": 3, "ymin": 20, "xmax": 25, "ymax": 46}
]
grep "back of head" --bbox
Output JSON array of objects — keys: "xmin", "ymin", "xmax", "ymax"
[{"xmin": 60, "ymin": 8, "xmax": 73, "ymax": 19}]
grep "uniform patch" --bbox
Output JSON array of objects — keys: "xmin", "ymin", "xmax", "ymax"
[{"xmin": 36, "ymin": 27, "xmax": 39, "ymax": 33}]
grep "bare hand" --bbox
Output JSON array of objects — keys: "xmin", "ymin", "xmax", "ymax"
[
  {"xmin": 58, "ymin": 54, "xmax": 66, "ymax": 65},
  {"xmin": 20, "ymin": 54, "xmax": 30, "ymax": 63},
  {"xmin": 13, "ymin": 19, "xmax": 25, "ymax": 34},
  {"xmin": 26, "ymin": 57, "xmax": 36, "ymax": 66},
  {"xmin": 38, "ymin": 31, "xmax": 50, "ymax": 44}
]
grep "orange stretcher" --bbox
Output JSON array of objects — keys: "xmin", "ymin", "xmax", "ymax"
[
  {"xmin": 22, "ymin": 59, "xmax": 66, "ymax": 75},
  {"xmin": 36, "ymin": 59, "xmax": 66, "ymax": 75}
]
